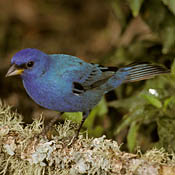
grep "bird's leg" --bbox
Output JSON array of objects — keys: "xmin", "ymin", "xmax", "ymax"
[
  {"xmin": 74, "ymin": 111, "xmax": 89, "ymax": 139},
  {"xmin": 68, "ymin": 111, "xmax": 89, "ymax": 146},
  {"xmin": 41, "ymin": 112, "xmax": 64, "ymax": 136}
]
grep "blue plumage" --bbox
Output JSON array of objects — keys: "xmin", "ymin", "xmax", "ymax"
[{"xmin": 6, "ymin": 48, "xmax": 170, "ymax": 138}]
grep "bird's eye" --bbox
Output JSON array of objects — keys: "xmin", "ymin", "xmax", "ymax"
[{"xmin": 26, "ymin": 61, "xmax": 34, "ymax": 68}]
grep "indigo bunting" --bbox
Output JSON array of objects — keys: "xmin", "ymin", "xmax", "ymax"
[{"xmin": 6, "ymin": 48, "xmax": 170, "ymax": 138}]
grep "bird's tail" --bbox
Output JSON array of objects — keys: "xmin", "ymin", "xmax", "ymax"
[{"xmin": 120, "ymin": 62, "xmax": 170, "ymax": 83}]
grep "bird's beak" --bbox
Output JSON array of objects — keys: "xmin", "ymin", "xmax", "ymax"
[{"xmin": 6, "ymin": 64, "xmax": 24, "ymax": 77}]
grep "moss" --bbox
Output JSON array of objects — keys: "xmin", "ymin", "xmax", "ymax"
[{"xmin": 0, "ymin": 102, "xmax": 175, "ymax": 175}]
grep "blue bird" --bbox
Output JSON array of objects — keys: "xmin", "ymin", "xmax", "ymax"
[{"xmin": 6, "ymin": 48, "xmax": 170, "ymax": 138}]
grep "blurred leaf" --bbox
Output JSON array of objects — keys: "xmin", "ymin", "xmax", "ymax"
[
  {"xmin": 62, "ymin": 112, "xmax": 82, "ymax": 123},
  {"xmin": 128, "ymin": 0, "xmax": 144, "ymax": 17},
  {"xmin": 161, "ymin": 26, "xmax": 175, "ymax": 54},
  {"xmin": 96, "ymin": 97, "xmax": 108, "ymax": 116},
  {"xmin": 84, "ymin": 107, "xmax": 97, "ymax": 129},
  {"xmin": 141, "ymin": 94, "xmax": 162, "ymax": 108},
  {"xmin": 157, "ymin": 118, "xmax": 175, "ymax": 152},
  {"xmin": 142, "ymin": 0, "xmax": 175, "ymax": 54},
  {"xmin": 115, "ymin": 106, "xmax": 144, "ymax": 135},
  {"xmin": 84, "ymin": 98, "xmax": 107, "ymax": 136},
  {"xmin": 164, "ymin": 96, "xmax": 175, "ymax": 110},
  {"xmin": 127, "ymin": 121, "xmax": 140, "ymax": 152},
  {"xmin": 85, "ymin": 98, "xmax": 107, "ymax": 128},
  {"xmin": 92, "ymin": 125, "xmax": 104, "ymax": 137},
  {"xmin": 108, "ymin": 95, "xmax": 145, "ymax": 111},
  {"xmin": 142, "ymin": 0, "xmax": 166, "ymax": 32},
  {"xmin": 111, "ymin": 0, "xmax": 126, "ymax": 27},
  {"xmin": 162, "ymin": 0, "xmax": 175, "ymax": 15},
  {"xmin": 171, "ymin": 58, "xmax": 175, "ymax": 75}
]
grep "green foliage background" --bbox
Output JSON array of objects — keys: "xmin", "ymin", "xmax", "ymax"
[{"xmin": 1, "ymin": 0, "xmax": 175, "ymax": 153}]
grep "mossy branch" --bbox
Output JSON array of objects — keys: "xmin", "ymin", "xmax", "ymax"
[{"xmin": 0, "ymin": 102, "xmax": 175, "ymax": 175}]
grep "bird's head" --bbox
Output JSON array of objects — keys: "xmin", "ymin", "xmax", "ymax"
[{"xmin": 6, "ymin": 48, "xmax": 50, "ymax": 79}]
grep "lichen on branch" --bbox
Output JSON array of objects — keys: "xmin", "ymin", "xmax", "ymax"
[{"xmin": 0, "ymin": 102, "xmax": 175, "ymax": 175}]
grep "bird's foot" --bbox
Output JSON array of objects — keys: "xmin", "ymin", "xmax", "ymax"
[
  {"xmin": 34, "ymin": 113, "xmax": 62, "ymax": 140},
  {"xmin": 41, "ymin": 117, "xmax": 59, "ymax": 137}
]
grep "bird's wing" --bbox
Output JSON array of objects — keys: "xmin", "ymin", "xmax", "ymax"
[
  {"xmin": 53, "ymin": 54, "xmax": 118, "ymax": 94},
  {"xmin": 70, "ymin": 64, "xmax": 119, "ymax": 94},
  {"xmin": 82, "ymin": 64, "xmax": 118, "ymax": 88}
]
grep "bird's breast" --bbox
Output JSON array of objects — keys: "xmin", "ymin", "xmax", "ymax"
[{"xmin": 22, "ymin": 78, "xmax": 102, "ymax": 112}]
